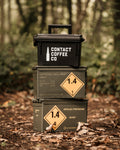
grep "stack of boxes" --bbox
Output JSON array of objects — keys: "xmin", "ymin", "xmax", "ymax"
[{"xmin": 32, "ymin": 25, "xmax": 88, "ymax": 132}]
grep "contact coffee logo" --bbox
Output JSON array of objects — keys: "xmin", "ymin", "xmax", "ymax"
[{"xmin": 46, "ymin": 46, "xmax": 72, "ymax": 62}]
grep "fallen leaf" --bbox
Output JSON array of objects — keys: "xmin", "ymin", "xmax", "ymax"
[
  {"xmin": 0, "ymin": 138, "xmax": 8, "ymax": 142},
  {"xmin": 88, "ymin": 132, "xmax": 95, "ymax": 136},
  {"xmin": 9, "ymin": 117, "xmax": 13, "ymax": 121},
  {"xmin": 2, "ymin": 100, "xmax": 16, "ymax": 107},
  {"xmin": 76, "ymin": 122, "xmax": 84, "ymax": 131},
  {"xmin": 104, "ymin": 136, "xmax": 111, "ymax": 144},
  {"xmin": 30, "ymin": 136, "xmax": 40, "ymax": 142},
  {"xmin": 78, "ymin": 129, "xmax": 88, "ymax": 135},
  {"xmin": 96, "ymin": 127, "xmax": 105, "ymax": 131},
  {"xmin": 48, "ymin": 138, "xmax": 59, "ymax": 143},
  {"xmin": 85, "ymin": 143, "xmax": 92, "ymax": 147}
]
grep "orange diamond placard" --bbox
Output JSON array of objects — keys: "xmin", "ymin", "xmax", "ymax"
[
  {"xmin": 44, "ymin": 105, "xmax": 67, "ymax": 130},
  {"xmin": 60, "ymin": 72, "xmax": 84, "ymax": 97}
]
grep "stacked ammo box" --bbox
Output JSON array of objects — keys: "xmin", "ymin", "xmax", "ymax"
[{"xmin": 32, "ymin": 25, "xmax": 88, "ymax": 132}]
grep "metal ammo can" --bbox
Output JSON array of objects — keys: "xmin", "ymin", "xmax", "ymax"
[
  {"xmin": 33, "ymin": 99, "xmax": 88, "ymax": 132},
  {"xmin": 33, "ymin": 24, "xmax": 84, "ymax": 67},
  {"xmin": 32, "ymin": 24, "xmax": 88, "ymax": 132},
  {"xmin": 33, "ymin": 66, "xmax": 87, "ymax": 99}
]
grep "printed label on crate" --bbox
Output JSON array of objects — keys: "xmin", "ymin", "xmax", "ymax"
[
  {"xmin": 46, "ymin": 46, "xmax": 72, "ymax": 62},
  {"xmin": 60, "ymin": 72, "xmax": 84, "ymax": 97},
  {"xmin": 44, "ymin": 105, "xmax": 67, "ymax": 130}
]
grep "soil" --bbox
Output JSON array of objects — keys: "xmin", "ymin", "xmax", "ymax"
[{"xmin": 0, "ymin": 91, "xmax": 120, "ymax": 150}]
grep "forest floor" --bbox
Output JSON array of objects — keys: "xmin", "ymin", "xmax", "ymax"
[{"xmin": 0, "ymin": 91, "xmax": 120, "ymax": 150}]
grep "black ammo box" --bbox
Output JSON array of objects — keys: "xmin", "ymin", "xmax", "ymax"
[
  {"xmin": 33, "ymin": 66, "xmax": 87, "ymax": 99},
  {"xmin": 33, "ymin": 99, "xmax": 88, "ymax": 132},
  {"xmin": 33, "ymin": 25, "xmax": 84, "ymax": 67}
]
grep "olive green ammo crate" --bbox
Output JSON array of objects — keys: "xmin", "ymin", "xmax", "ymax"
[
  {"xmin": 33, "ymin": 66, "xmax": 87, "ymax": 99},
  {"xmin": 33, "ymin": 99, "xmax": 88, "ymax": 132}
]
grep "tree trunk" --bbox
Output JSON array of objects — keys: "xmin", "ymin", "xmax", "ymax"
[
  {"xmin": 0, "ymin": 0, "xmax": 5, "ymax": 49},
  {"xmin": 40, "ymin": 0, "xmax": 47, "ymax": 32},
  {"xmin": 113, "ymin": 0, "xmax": 120, "ymax": 77},
  {"xmin": 92, "ymin": 0, "xmax": 97, "ymax": 23},
  {"xmin": 74, "ymin": 0, "xmax": 82, "ymax": 33},
  {"xmin": 75, "ymin": 0, "xmax": 90, "ymax": 33},
  {"xmin": 50, "ymin": 0, "xmax": 58, "ymax": 31},
  {"xmin": 16, "ymin": 0, "xmax": 38, "ymax": 34},
  {"xmin": 92, "ymin": 0, "xmax": 104, "ymax": 45},
  {"xmin": 8, "ymin": 0, "xmax": 11, "ymax": 33},
  {"xmin": 16, "ymin": 0, "xmax": 26, "ymax": 24},
  {"xmin": 113, "ymin": 0, "xmax": 120, "ymax": 52},
  {"xmin": 67, "ymin": 0, "xmax": 72, "ymax": 25},
  {"xmin": 8, "ymin": 0, "xmax": 13, "ymax": 44}
]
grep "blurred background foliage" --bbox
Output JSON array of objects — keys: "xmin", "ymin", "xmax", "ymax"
[{"xmin": 0, "ymin": 0, "xmax": 120, "ymax": 96}]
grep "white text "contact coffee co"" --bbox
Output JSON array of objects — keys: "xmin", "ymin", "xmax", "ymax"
[{"xmin": 46, "ymin": 47, "xmax": 72, "ymax": 62}]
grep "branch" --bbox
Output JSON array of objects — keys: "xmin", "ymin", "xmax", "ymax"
[
  {"xmin": 80, "ymin": 0, "xmax": 90, "ymax": 22},
  {"xmin": 75, "ymin": 0, "xmax": 91, "ymax": 33},
  {"xmin": 16, "ymin": 0, "xmax": 26, "ymax": 24}
]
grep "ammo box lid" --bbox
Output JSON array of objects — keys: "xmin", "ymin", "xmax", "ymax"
[
  {"xmin": 33, "ymin": 34, "xmax": 84, "ymax": 46},
  {"xmin": 32, "ymin": 66, "xmax": 87, "ymax": 70},
  {"xmin": 32, "ymin": 98, "xmax": 88, "ymax": 105}
]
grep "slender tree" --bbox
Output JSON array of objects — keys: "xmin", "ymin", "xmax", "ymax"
[
  {"xmin": 16, "ymin": 0, "xmax": 38, "ymax": 34},
  {"xmin": 0, "ymin": 0, "xmax": 5, "ymax": 49},
  {"xmin": 16, "ymin": 0, "xmax": 26, "ymax": 24},
  {"xmin": 40, "ymin": 0, "xmax": 47, "ymax": 32},
  {"xmin": 51, "ymin": 0, "xmax": 58, "ymax": 25},
  {"xmin": 74, "ymin": 0, "xmax": 90, "ymax": 33},
  {"xmin": 112, "ymin": 0, "xmax": 120, "ymax": 80},
  {"xmin": 92, "ymin": 0, "xmax": 104, "ymax": 45},
  {"xmin": 67, "ymin": 0, "xmax": 72, "ymax": 25},
  {"xmin": 113, "ymin": 0, "xmax": 120, "ymax": 52},
  {"xmin": 8, "ymin": 0, "xmax": 13, "ymax": 43}
]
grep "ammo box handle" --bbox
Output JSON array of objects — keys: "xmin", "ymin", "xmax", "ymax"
[{"xmin": 48, "ymin": 24, "xmax": 72, "ymax": 34}]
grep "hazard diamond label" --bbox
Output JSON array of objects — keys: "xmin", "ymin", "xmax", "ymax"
[
  {"xmin": 44, "ymin": 105, "xmax": 67, "ymax": 130},
  {"xmin": 60, "ymin": 72, "xmax": 84, "ymax": 97}
]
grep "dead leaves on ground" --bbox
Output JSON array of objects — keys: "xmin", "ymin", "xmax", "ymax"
[
  {"xmin": 0, "ymin": 91, "xmax": 120, "ymax": 149},
  {"xmin": 27, "ymin": 121, "xmax": 120, "ymax": 149}
]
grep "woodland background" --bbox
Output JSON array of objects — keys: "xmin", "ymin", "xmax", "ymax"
[
  {"xmin": 0, "ymin": 0, "xmax": 120, "ymax": 95},
  {"xmin": 0, "ymin": 1, "xmax": 120, "ymax": 149}
]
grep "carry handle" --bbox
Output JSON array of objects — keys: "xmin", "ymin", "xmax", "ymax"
[{"xmin": 48, "ymin": 24, "xmax": 72, "ymax": 34}]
